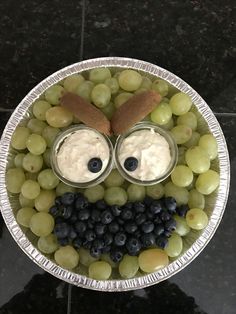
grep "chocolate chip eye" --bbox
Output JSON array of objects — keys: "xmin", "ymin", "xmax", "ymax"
[
  {"xmin": 88, "ymin": 158, "xmax": 103, "ymax": 173},
  {"xmin": 124, "ymin": 157, "xmax": 138, "ymax": 172}
]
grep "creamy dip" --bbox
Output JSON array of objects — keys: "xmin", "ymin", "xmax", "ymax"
[
  {"xmin": 56, "ymin": 129, "xmax": 110, "ymax": 182},
  {"xmin": 118, "ymin": 129, "xmax": 171, "ymax": 181}
]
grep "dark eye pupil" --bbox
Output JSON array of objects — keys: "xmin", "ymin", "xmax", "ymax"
[
  {"xmin": 124, "ymin": 157, "xmax": 138, "ymax": 172},
  {"xmin": 88, "ymin": 158, "xmax": 103, "ymax": 173}
]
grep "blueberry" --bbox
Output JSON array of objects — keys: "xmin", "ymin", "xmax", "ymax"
[
  {"xmin": 165, "ymin": 197, "xmax": 177, "ymax": 213},
  {"xmin": 135, "ymin": 213, "xmax": 146, "ymax": 226},
  {"xmin": 110, "ymin": 249, "xmax": 124, "ymax": 263},
  {"xmin": 102, "ymin": 245, "xmax": 111, "ymax": 254},
  {"xmin": 111, "ymin": 205, "xmax": 122, "ymax": 217},
  {"xmin": 124, "ymin": 222, "xmax": 138, "ymax": 234},
  {"xmin": 124, "ymin": 157, "xmax": 138, "ymax": 171},
  {"xmin": 156, "ymin": 236, "xmax": 168, "ymax": 249},
  {"xmin": 73, "ymin": 237, "xmax": 82, "ymax": 249},
  {"xmin": 85, "ymin": 229, "xmax": 96, "ymax": 241},
  {"xmin": 93, "ymin": 238, "xmax": 105, "ymax": 250},
  {"xmin": 117, "ymin": 218, "xmax": 125, "ymax": 225},
  {"xmin": 134, "ymin": 229, "xmax": 141, "ymax": 238},
  {"xmin": 108, "ymin": 221, "xmax": 119, "ymax": 233},
  {"xmin": 68, "ymin": 227, "xmax": 77, "ymax": 240},
  {"xmin": 125, "ymin": 202, "xmax": 133, "ymax": 210},
  {"xmin": 103, "ymin": 233, "xmax": 113, "ymax": 246},
  {"xmin": 154, "ymin": 224, "xmax": 165, "ymax": 236},
  {"xmin": 55, "ymin": 196, "xmax": 62, "ymax": 206},
  {"xmin": 75, "ymin": 196, "xmax": 89, "ymax": 210},
  {"xmin": 91, "ymin": 209, "xmax": 101, "ymax": 222},
  {"xmin": 95, "ymin": 200, "xmax": 107, "ymax": 210},
  {"xmin": 141, "ymin": 221, "xmax": 154, "ymax": 233},
  {"xmin": 69, "ymin": 213, "xmax": 77, "ymax": 223},
  {"xmin": 75, "ymin": 221, "xmax": 86, "ymax": 234},
  {"xmin": 90, "ymin": 246, "xmax": 101, "ymax": 258},
  {"xmin": 95, "ymin": 223, "xmax": 107, "ymax": 236},
  {"xmin": 55, "ymin": 217, "xmax": 64, "ymax": 224},
  {"xmin": 58, "ymin": 237, "xmax": 69, "ymax": 246},
  {"xmin": 83, "ymin": 240, "xmax": 92, "ymax": 250},
  {"xmin": 88, "ymin": 158, "xmax": 103, "ymax": 173},
  {"xmin": 54, "ymin": 222, "xmax": 70, "ymax": 238},
  {"xmin": 146, "ymin": 211, "xmax": 154, "ymax": 220},
  {"xmin": 165, "ymin": 218, "xmax": 177, "ymax": 232},
  {"xmin": 87, "ymin": 219, "xmax": 94, "ymax": 229},
  {"xmin": 78, "ymin": 208, "xmax": 90, "ymax": 220},
  {"xmin": 176, "ymin": 204, "xmax": 189, "ymax": 217},
  {"xmin": 144, "ymin": 196, "xmax": 153, "ymax": 206},
  {"xmin": 114, "ymin": 232, "xmax": 127, "ymax": 246},
  {"xmin": 160, "ymin": 211, "xmax": 171, "ymax": 222},
  {"xmin": 49, "ymin": 206, "xmax": 60, "ymax": 217},
  {"xmin": 150, "ymin": 200, "xmax": 162, "ymax": 214},
  {"xmin": 61, "ymin": 192, "xmax": 75, "ymax": 206},
  {"xmin": 141, "ymin": 233, "xmax": 156, "ymax": 248},
  {"xmin": 101, "ymin": 210, "xmax": 113, "ymax": 224},
  {"xmin": 126, "ymin": 237, "xmax": 142, "ymax": 255},
  {"xmin": 61, "ymin": 205, "xmax": 73, "ymax": 220},
  {"xmin": 121, "ymin": 208, "xmax": 133, "ymax": 220},
  {"xmin": 153, "ymin": 216, "xmax": 162, "ymax": 225},
  {"xmin": 133, "ymin": 201, "xmax": 145, "ymax": 213},
  {"xmin": 164, "ymin": 230, "xmax": 172, "ymax": 238}
]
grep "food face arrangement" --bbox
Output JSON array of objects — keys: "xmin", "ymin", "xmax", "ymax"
[{"xmin": 6, "ymin": 67, "xmax": 220, "ymax": 280}]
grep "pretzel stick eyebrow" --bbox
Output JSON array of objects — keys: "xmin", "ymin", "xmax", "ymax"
[
  {"xmin": 60, "ymin": 92, "xmax": 112, "ymax": 135},
  {"xmin": 111, "ymin": 91, "xmax": 162, "ymax": 135}
]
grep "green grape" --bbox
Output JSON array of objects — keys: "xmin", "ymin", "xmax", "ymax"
[
  {"xmin": 46, "ymin": 106, "xmax": 73, "ymax": 128},
  {"xmin": 171, "ymin": 125, "xmax": 192, "ymax": 144},
  {"xmin": 79, "ymin": 247, "xmax": 98, "ymax": 266},
  {"xmin": 88, "ymin": 261, "xmax": 112, "ymax": 280},
  {"xmin": 16, "ymin": 207, "xmax": 36, "ymax": 227},
  {"xmin": 167, "ymin": 84, "xmax": 179, "ymax": 98},
  {"xmin": 195, "ymin": 170, "xmax": 220, "ymax": 195},
  {"xmin": 63, "ymin": 74, "xmax": 85, "ymax": 92},
  {"xmin": 185, "ymin": 146, "xmax": 210, "ymax": 174},
  {"xmin": 42, "ymin": 126, "xmax": 60, "ymax": 148},
  {"xmin": 84, "ymin": 184, "xmax": 105, "ymax": 203},
  {"xmin": 186, "ymin": 175, "xmax": 197, "ymax": 190},
  {"xmin": 177, "ymin": 112, "xmax": 197, "ymax": 131},
  {"xmin": 33, "ymin": 100, "xmax": 51, "ymax": 121},
  {"xmin": 170, "ymin": 92, "xmax": 192, "ymax": 115},
  {"xmin": 6, "ymin": 168, "xmax": 25, "ymax": 194},
  {"xmin": 11, "ymin": 126, "xmax": 30, "ymax": 150},
  {"xmin": 19, "ymin": 193, "xmax": 35, "ymax": 207},
  {"xmin": 186, "ymin": 208, "xmax": 208, "ymax": 230},
  {"xmin": 43, "ymin": 149, "xmax": 51, "ymax": 167},
  {"xmin": 173, "ymin": 215, "xmax": 190, "ymax": 236},
  {"xmin": 164, "ymin": 233, "xmax": 183, "ymax": 257},
  {"xmin": 101, "ymin": 254, "xmax": 117, "ymax": 268},
  {"xmin": 21, "ymin": 179, "xmax": 41, "ymax": 199},
  {"xmin": 45, "ymin": 85, "xmax": 65, "ymax": 105},
  {"xmin": 35, "ymin": 189, "xmax": 56, "ymax": 212},
  {"xmin": 114, "ymin": 92, "xmax": 133, "ymax": 108},
  {"xmin": 161, "ymin": 117, "xmax": 174, "ymax": 130},
  {"xmin": 25, "ymin": 172, "xmax": 39, "ymax": 181},
  {"xmin": 140, "ymin": 76, "xmax": 152, "ymax": 89},
  {"xmin": 101, "ymin": 102, "xmax": 115, "ymax": 120},
  {"xmin": 26, "ymin": 134, "xmax": 47, "ymax": 155},
  {"xmin": 113, "ymin": 71, "xmax": 121, "ymax": 79},
  {"xmin": 14, "ymin": 153, "xmax": 25, "ymax": 168},
  {"xmin": 188, "ymin": 189, "xmax": 205, "ymax": 209},
  {"xmin": 104, "ymin": 169, "xmax": 125, "ymax": 187},
  {"xmin": 38, "ymin": 169, "xmax": 59, "ymax": 190},
  {"xmin": 177, "ymin": 146, "xmax": 187, "ymax": 165},
  {"xmin": 138, "ymin": 248, "xmax": 169, "ymax": 273},
  {"xmin": 165, "ymin": 182, "xmax": 189, "ymax": 205},
  {"xmin": 23, "ymin": 153, "xmax": 43, "ymax": 173},
  {"xmin": 198, "ymin": 134, "xmax": 218, "ymax": 160},
  {"xmin": 27, "ymin": 119, "xmax": 47, "ymax": 135},
  {"xmin": 184, "ymin": 132, "xmax": 200, "ymax": 148},
  {"xmin": 104, "ymin": 187, "xmax": 128, "ymax": 206},
  {"xmin": 54, "ymin": 245, "xmax": 79, "ymax": 270},
  {"xmin": 150, "ymin": 102, "xmax": 172, "ymax": 125},
  {"xmin": 151, "ymin": 79, "xmax": 169, "ymax": 96},
  {"xmin": 56, "ymin": 182, "xmax": 76, "ymax": 196},
  {"xmin": 162, "ymin": 97, "xmax": 170, "ymax": 103},
  {"xmin": 104, "ymin": 77, "xmax": 119, "ymax": 94},
  {"xmin": 146, "ymin": 183, "xmax": 164, "ymax": 199},
  {"xmin": 134, "ymin": 87, "xmax": 148, "ymax": 94},
  {"xmin": 118, "ymin": 70, "xmax": 142, "ymax": 91},
  {"xmin": 75, "ymin": 81, "xmax": 94, "ymax": 101},
  {"xmin": 91, "ymin": 83, "xmax": 111, "ymax": 108},
  {"xmin": 127, "ymin": 184, "xmax": 146, "ymax": 202},
  {"xmin": 89, "ymin": 68, "xmax": 111, "ymax": 83},
  {"xmin": 30, "ymin": 212, "xmax": 55, "ymax": 237},
  {"xmin": 38, "ymin": 234, "xmax": 59, "ymax": 254},
  {"xmin": 171, "ymin": 165, "xmax": 193, "ymax": 187},
  {"xmin": 119, "ymin": 255, "xmax": 139, "ymax": 279}
]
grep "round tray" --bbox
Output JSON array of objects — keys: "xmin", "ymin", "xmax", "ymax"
[{"xmin": 0, "ymin": 57, "xmax": 230, "ymax": 291}]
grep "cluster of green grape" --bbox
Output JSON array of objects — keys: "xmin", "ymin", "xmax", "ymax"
[{"xmin": 5, "ymin": 66, "xmax": 220, "ymax": 280}]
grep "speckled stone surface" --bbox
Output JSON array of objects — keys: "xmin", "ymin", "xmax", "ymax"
[{"xmin": 0, "ymin": 0, "xmax": 235, "ymax": 313}]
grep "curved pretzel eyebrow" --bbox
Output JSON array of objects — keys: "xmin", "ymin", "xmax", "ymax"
[
  {"xmin": 111, "ymin": 90, "xmax": 162, "ymax": 135},
  {"xmin": 60, "ymin": 92, "xmax": 112, "ymax": 135}
]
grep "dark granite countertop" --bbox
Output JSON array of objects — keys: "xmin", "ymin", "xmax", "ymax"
[{"xmin": 0, "ymin": 1, "xmax": 235, "ymax": 313}]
